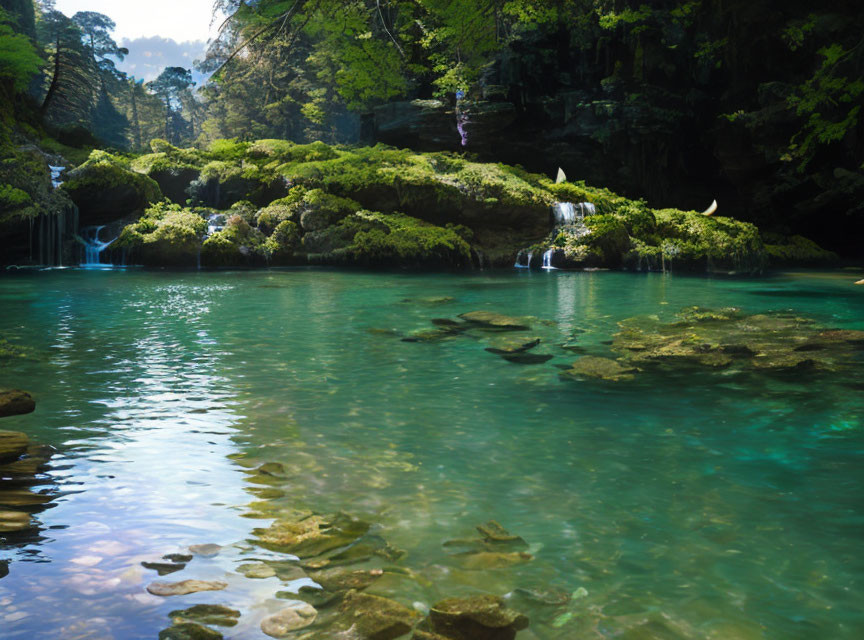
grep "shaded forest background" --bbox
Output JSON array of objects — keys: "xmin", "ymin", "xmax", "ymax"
[{"xmin": 1, "ymin": 0, "xmax": 862, "ymax": 254}]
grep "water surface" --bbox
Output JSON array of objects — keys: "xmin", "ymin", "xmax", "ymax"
[{"xmin": 1, "ymin": 269, "xmax": 863, "ymax": 639}]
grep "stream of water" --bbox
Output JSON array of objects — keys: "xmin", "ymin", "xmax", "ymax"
[{"xmin": 1, "ymin": 269, "xmax": 863, "ymax": 639}]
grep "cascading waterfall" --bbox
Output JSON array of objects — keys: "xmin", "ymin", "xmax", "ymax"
[
  {"xmin": 206, "ymin": 213, "xmax": 226, "ymax": 236},
  {"xmin": 519, "ymin": 201, "xmax": 597, "ymax": 271},
  {"xmin": 552, "ymin": 202, "xmax": 596, "ymax": 226},
  {"xmin": 49, "ymin": 166, "xmax": 65, "ymax": 188},
  {"xmin": 80, "ymin": 226, "xmax": 116, "ymax": 268},
  {"xmin": 514, "ymin": 250, "xmax": 534, "ymax": 269}
]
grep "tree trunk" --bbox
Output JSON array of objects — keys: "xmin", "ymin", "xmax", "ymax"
[{"xmin": 41, "ymin": 36, "xmax": 62, "ymax": 112}]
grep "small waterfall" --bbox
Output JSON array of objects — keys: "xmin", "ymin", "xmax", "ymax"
[
  {"xmin": 80, "ymin": 226, "xmax": 116, "ymax": 268},
  {"xmin": 552, "ymin": 202, "xmax": 577, "ymax": 226},
  {"xmin": 552, "ymin": 202, "xmax": 596, "ymax": 227},
  {"xmin": 514, "ymin": 250, "xmax": 534, "ymax": 269},
  {"xmin": 542, "ymin": 249, "xmax": 556, "ymax": 270},
  {"xmin": 49, "ymin": 166, "xmax": 65, "ymax": 189},
  {"xmin": 206, "ymin": 213, "xmax": 226, "ymax": 237}
]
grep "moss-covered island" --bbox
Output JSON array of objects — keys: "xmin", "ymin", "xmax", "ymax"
[{"xmin": 0, "ymin": 137, "xmax": 825, "ymax": 272}]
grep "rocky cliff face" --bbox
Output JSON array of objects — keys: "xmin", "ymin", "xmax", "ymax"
[{"xmin": 370, "ymin": 3, "xmax": 864, "ymax": 257}]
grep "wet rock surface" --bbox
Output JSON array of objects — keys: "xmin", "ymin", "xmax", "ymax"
[
  {"xmin": 189, "ymin": 543, "xmax": 222, "ymax": 557},
  {"xmin": 158, "ymin": 622, "xmax": 223, "ymax": 640},
  {"xmin": 0, "ymin": 390, "xmax": 35, "ymax": 419},
  {"xmin": 561, "ymin": 356, "xmax": 636, "ymax": 382},
  {"xmin": 0, "ymin": 430, "xmax": 29, "ymax": 463},
  {"xmin": 254, "ymin": 512, "xmax": 370, "ymax": 557},
  {"xmin": 608, "ymin": 307, "xmax": 864, "ymax": 377},
  {"xmin": 261, "ymin": 602, "xmax": 318, "ymax": 637},
  {"xmin": 458, "ymin": 312, "xmax": 530, "ymax": 331},
  {"xmin": 422, "ymin": 595, "xmax": 529, "ymax": 640},
  {"xmin": 333, "ymin": 590, "xmax": 422, "ymax": 640},
  {"xmin": 147, "ymin": 579, "xmax": 228, "ymax": 596},
  {"xmin": 169, "ymin": 604, "xmax": 241, "ymax": 628}
]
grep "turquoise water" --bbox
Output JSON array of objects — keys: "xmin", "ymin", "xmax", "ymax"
[{"xmin": 1, "ymin": 269, "xmax": 863, "ymax": 639}]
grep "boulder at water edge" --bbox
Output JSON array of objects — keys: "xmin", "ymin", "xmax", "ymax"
[{"xmin": 0, "ymin": 390, "xmax": 35, "ymax": 419}]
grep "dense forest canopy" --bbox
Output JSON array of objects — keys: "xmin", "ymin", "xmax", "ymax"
[{"xmin": 1, "ymin": 0, "xmax": 862, "ymax": 252}]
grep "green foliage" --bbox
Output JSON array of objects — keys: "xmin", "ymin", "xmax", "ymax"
[
  {"xmin": 597, "ymin": 5, "xmax": 652, "ymax": 31},
  {"xmin": 0, "ymin": 9, "xmax": 42, "ymax": 92},
  {"xmin": 788, "ymin": 42, "xmax": 864, "ymax": 169}
]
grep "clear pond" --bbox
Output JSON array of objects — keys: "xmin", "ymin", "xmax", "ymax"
[{"xmin": 1, "ymin": 269, "xmax": 863, "ymax": 639}]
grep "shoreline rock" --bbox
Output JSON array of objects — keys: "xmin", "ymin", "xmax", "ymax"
[{"xmin": 0, "ymin": 390, "xmax": 35, "ymax": 419}]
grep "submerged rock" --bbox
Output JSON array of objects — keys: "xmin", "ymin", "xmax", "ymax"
[
  {"xmin": 169, "ymin": 604, "xmax": 240, "ymax": 628},
  {"xmin": 261, "ymin": 603, "xmax": 318, "ymax": 637},
  {"xmin": 561, "ymin": 357, "xmax": 636, "ymax": 382},
  {"xmin": 423, "ymin": 595, "xmax": 529, "ymax": 640},
  {"xmin": 456, "ymin": 551, "xmax": 533, "ymax": 570},
  {"xmin": 283, "ymin": 584, "xmax": 342, "ymax": 608},
  {"xmin": 159, "ymin": 622, "xmax": 223, "ymax": 640},
  {"xmin": 189, "ymin": 543, "xmax": 222, "ymax": 557},
  {"xmin": 237, "ymin": 562, "xmax": 277, "ymax": 579},
  {"xmin": 306, "ymin": 567, "xmax": 384, "ymax": 592},
  {"xmin": 511, "ymin": 587, "xmax": 572, "ymax": 607},
  {"xmin": 501, "ymin": 353, "xmax": 553, "ymax": 365},
  {"xmin": 254, "ymin": 513, "xmax": 370, "ymax": 558},
  {"xmin": 476, "ymin": 521, "xmax": 528, "ymax": 548},
  {"xmin": 605, "ymin": 307, "xmax": 864, "ymax": 378},
  {"xmin": 0, "ymin": 430, "xmax": 29, "ymax": 463},
  {"xmin": 0, "ymin": 510, "xmax": 32, "ymax": 533},
  {"xmin": 142, "ymin": 561, "xmax": 187, "ymax": 576},
  {"xmin": 336, "ymin": 590, "xmax": 422, "ymax": 640},
  {"xmin": 484, "ymin": 338, "xmax": 541, "ymax": 355},
  {"xmin": 0, "ymin": 391, "xmax": 35, "ymax": 419},
  {"xmin": 147, "ymin": 579, "xmax": 228, "ymax": 596},
  {"xmin": 459, "ymin": 312, "xmax": 529, "ymax": 331}
]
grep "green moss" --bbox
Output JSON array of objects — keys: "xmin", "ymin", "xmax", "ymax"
[
  {"xmin": 201, "ymin": 214, "xmax": 268, "ymax": 266},
  {"xmin": 228, "ymin": 200, "xmax": 258, "ymax": 224},
  {"xmin": 0, "ymin": 183, "xmax": 31, "ymax": 210},
  {"xmin": 207, "ymin": 139, "xmax": 251, "ymax": 161},
  {"xmin": 248, "ymin": 139, "xmax": 339, "ymax": 164},
  {"xmin": 349, "ymin": 211, "xmax": 472, "ymax": 266},
  {"xmin": 262, "ymin": 220, "xmax": 300, "ymax": 264},
  {"xmin": 763, "ymin": 234, "xmax": 839, "ymax": 266},
  {"xmin": 114, "ymin": 201, "xmax": 206, "ymax": 266},
  {"xmin": 256, "ymin": 188, "xmax": 307, "ymax": 233},
  {"xmin": 64, "ymin": 150, "xmax": 162, "ymax": 208},
  {"xmin": 583, "ymin": 214, "xmax": 631, "ymax": 264}
]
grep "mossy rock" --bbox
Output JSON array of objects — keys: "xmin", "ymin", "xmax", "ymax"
[
  {"xmin": 63, "ymin": 150, "xmax": 162, "ymax": 224},
  {"xmin": 763, "ymin": 234, "xmax": 839, "ymax": 267},
  {"xmin": 423, "ymin": 595, "xmax": 529, "ymax": 640},
  {"xmin": 201, "ymin": 215, "xmax": 269, "ymax": 267},
  {"xmin": 189, "ymin": 160, "xmax": 289, "ymax": 209},
  {"xmin": 114, "ymin": 202, "xmax": 206, "ymax": 266},
  {"xmin": 347, "ymin": 212, "xmax": 472, "ymax": 267},
  {"xmin": 158, "ymin": 622, "xmax": 222, "ymax": 640}
]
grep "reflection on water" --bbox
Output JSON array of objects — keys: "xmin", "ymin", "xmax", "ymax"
[{"xmin": 0, "ymin": 269, "xmax": 863, "ymax": 638}]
